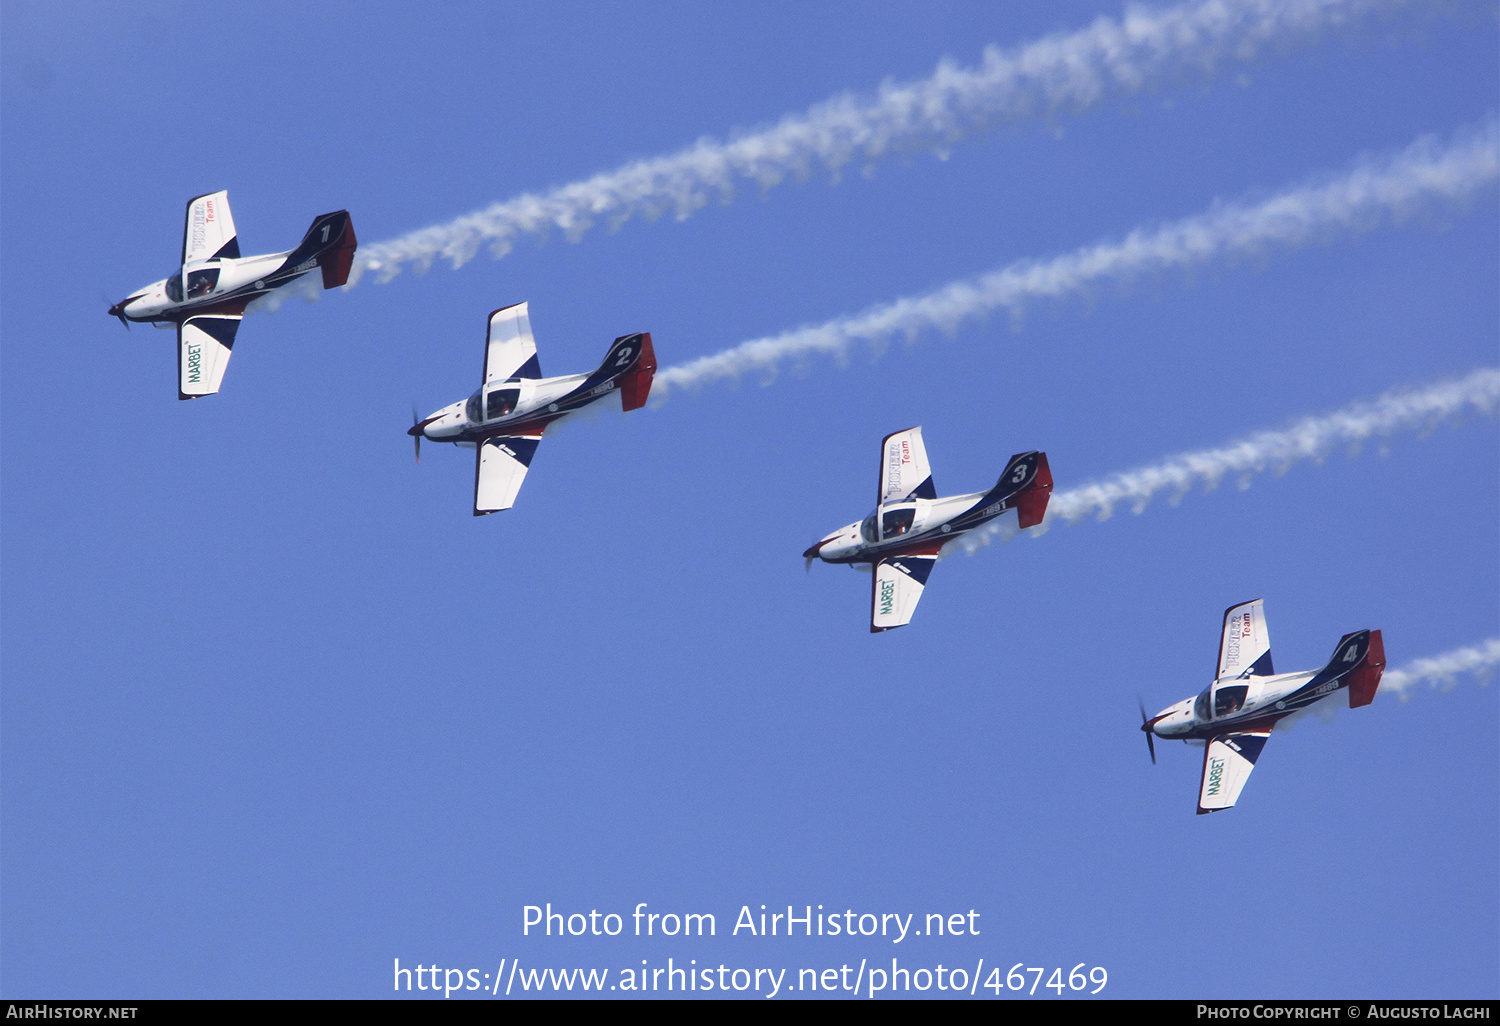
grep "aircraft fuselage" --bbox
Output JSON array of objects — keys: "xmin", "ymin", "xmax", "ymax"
[
  {"xmin": 413, "ymin": 371, "xmax": 618, "ymax": 447},
  {"xmin": 1147, "ymin": 669, "xmax": 1326, "ymax": 743},
  {"xmin": 807, "ymin": 488, "xmax": 1012, "ymax": 566},
  {"xmin": 110, "ymin": 249, "xmax": 321, "ymax": 325}
]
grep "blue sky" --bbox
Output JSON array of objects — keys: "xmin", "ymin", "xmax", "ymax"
[{"xmin": 2, "ymin": 0, "xmax": 1496, "ymax": 999}]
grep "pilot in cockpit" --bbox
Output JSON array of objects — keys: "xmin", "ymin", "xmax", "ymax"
[{"xmin": 187, "ymin": 272, "xmax": 214, "ymax": 298}]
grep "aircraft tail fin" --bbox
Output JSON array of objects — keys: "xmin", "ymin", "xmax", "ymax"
[
  {"xmin": 316, "ymin": 211, "xmax": 357, "ymax": 289},
  {"xmin": 618, "ymin": 332, "xmax": 656, "ymax": 411},
  {"xmin": 1346, "ymin": 629, "xmax": 1385, "ymax": 708},
  {"xmin": 284, "ymin": 211, "xmax": 357, "ymax": 289},
  {"xmin": 1012, "ymin": 451, "xmax": 1053, "ymax": 528},
  {"xmin": 1303, "ymin": 629, "xmax": 1385, "ymax": 706},
  {"xmin": 969, "ymin": 451, "xmax": 1052, "ymax": 529},
  {"xmin": 571, "ymin": 332, "xmax": 656, "ymax": 407}
]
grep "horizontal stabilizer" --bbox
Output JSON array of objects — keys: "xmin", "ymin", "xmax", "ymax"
[
  {"xmin": 1197, "ymin": 729, "xmax": 1271, "ymax": 814},
  {"xmin": 178, "ymin": 313, "xmax": 241, "ymax": 399}
]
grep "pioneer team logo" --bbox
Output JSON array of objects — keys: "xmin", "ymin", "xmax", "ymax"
[
  {"xmin": 189, "ymin": 203, "xmax": 209, "ymax": 255},
  {"xmin": 1223, "ymin": 612, "xmax": 1248, "ymax": 669},
  {"xmin": 885, "ymin": 440, "xmax": 909, "ymax": 495}
]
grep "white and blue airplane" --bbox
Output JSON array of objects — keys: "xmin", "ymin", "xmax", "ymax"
[
  {"xmin": 1141, "ymin": 599, "xmax": 1386, "ymax": 814},
  {"xmin": 109, "ymin": 191, "xmax": 357, "ymax": 399},
  {"xmin": 803, "ymin": 427, "xmax": 1052, "ymax": 632},
  {"xmin": 408, "ymin": 302, "xmax": 657, "ymax": 515}
]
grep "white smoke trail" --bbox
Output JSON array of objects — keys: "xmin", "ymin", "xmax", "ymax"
[
  {"xmin": 351, "ymin": 0, "xmax": 1421, "ymax": 284},
  {"xmin": 1381, "ymin": 638, "xmax": 1500, "ymax": 700},
  {"xmin": 656, "ymin": 120, "xmax": 1499, "ymax": 395},
  {"xmin": 958, "ymin": 367, "xmax": 1500, "ymax": 552}
]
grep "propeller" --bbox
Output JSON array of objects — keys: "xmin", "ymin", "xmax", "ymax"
[
  {"xmin": 408, "ymin": 407, "xmax": 424, "ymax": 463},
  {"xmin": 802, "ymin": 539, "xmax": 826, "ymax": 573},
  {"xmin": 1138, "ymin": 697, "xmax": 1157, "ymax": 765},
  {"xmin": 106, "ymin": 297, "xmax": 130, "ymax": 330}
]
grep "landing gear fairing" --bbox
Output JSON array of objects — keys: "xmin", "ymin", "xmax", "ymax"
[
  {"xmin": 408, "ymin": 302, "xmax": 657, "ymax": 515},
  {"xmin": 803, "ymin": 427, "xmax": 1052, "ymax": 632},
  {"xmin": 1141, "ymin": 599, "xmax": 1386, "ymax": 814},
  {"xmin": 108, "ymin": 191, "xmax": 357, "ymax": 399}
]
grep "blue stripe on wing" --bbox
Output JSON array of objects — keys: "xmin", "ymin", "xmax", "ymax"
[
  {"xmin": 487, "ymin": 435, "xmax": 541, "ymax": 467},
  {"xmin": 1215, "ymin": 732, "xmax": 1270, "ymax": 765},
  {"xmin": 887, "ymin": 554, "xmax": 936, "ymax": 586}
]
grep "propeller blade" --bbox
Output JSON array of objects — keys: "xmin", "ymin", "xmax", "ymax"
[
  {"xmin": 409, "ymin": 407, "xmax": 423, "ymax": 463},
  {"xmin": 802, "ymin": 539, "xmax": 827, "ymax": 572},
  {"xmin": 1138, "ymin": 697, "xmax": 1156, "ymax": 765}
]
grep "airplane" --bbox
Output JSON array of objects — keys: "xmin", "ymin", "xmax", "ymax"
[
  {"xmin": 1140, "ymin": 599, "xmax": 1386, "ymax": 814},
  {"xmin": 108, "ymin": 191, "xmax": 357, "ymax": 399},
  {"xmin": 802, "ymin": 427, "xmax": 1052, "ymax": 632},
  {"xmin": 408, "ymin": 302, "xmax": 657, "ymax": 515}
]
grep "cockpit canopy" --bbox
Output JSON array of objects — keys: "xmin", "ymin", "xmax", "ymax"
[
  {"xmin": 1195, "ymin": 683, "xmax": 1249, "ymax": 720},
  {"xmin": 164, "ymin": 272, "xmax": 183, "ymax": 303},
  {"xmin": 466, "ymin": 384, "xmax": 521, "ymax": 423},
  {"xmin": 860, "ymin": 504, "xmax": 917, "ymax": 544}
]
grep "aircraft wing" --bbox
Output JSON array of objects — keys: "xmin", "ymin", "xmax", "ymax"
[
  {"xmin": 178, "ymin": 312, "xmax": 241, "ymax": 399},
  {"xmin": 485, "ymin": 302, "xmax": 540, "ymax": 383},
  {"xmin": 1216, "ymin": 598, "xmax": 1273, "ymax": 680},
  {"xmin": 871, "ymin": 550, "xmax": 938, "ymax": 632},
  {"xmin": 878, "ymin": 426, "xmax": 935, "ymax": 504},
  {"xmin": 474, "ymin": 433, "xmax": 542, "ymax": 515},
  {"xmin": 1197, "ymin": 729, "xmax": 1271, "ymax": 814},
  {"xmin": 182, "ymin": 191, "xmax": 238, "ymax": 264}
]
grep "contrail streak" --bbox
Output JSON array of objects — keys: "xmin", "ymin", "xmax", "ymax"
[
  {"xmin": 656, "ymin": 120, "xmax": 1498, "ymax": 395},
  {"xmin": 958, "ymin": 367, "xmax": 1500, "ymax": 552},
  {"xmin": 1381, "ymin": 638, "xmax": 1500, "ymax": 701},
  {"xmin": 350, "ymin": 0, "xmax": 1420, "ymax": 284}
]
